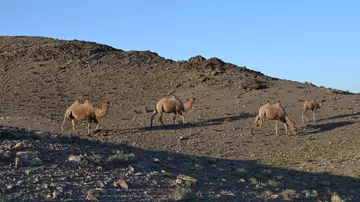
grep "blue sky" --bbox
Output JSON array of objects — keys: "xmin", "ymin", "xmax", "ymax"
[{"xmin": 2, "ymin": 1, "xmax": 360, "ymax": 92}]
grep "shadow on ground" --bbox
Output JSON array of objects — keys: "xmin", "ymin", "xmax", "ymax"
[
  {"xmin": 304, "ymin": 121, "xmax": 355, "ymax": 135},
  {"xmin": 137, "ymin": 113, "xmax": 255, "ymax": 132},
  {"xmin": 0, "ymin": 125, "xmax": 359, "ymax": 201},
  {"xmin": 317, "ymin": 112, "xmax": 360, "ymax": 122}
]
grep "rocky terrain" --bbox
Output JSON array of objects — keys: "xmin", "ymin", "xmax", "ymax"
[{"xmin": 0, "ymin": 36, "xmax": 359, "ymax": 201}]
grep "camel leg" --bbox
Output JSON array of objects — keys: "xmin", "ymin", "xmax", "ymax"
[
  {"xmin": 305, "ymin": 113, "xmax": 309, "ymax": 124},
  {"xmin": 71, "ymin": 119, "xmax": 80, "ymax": 136},
  {"xmin": 301, "ymin": 113, "xmax": 305, "ymax": 125},
  {"xmin": 150, "ymin": 111, "xmax": 158, "ymax": 127},
  {"xmin": 259, "ymin": 118, "xmax": 264, "ymax": 134},
  {"xmin": 275, "ymin": 120, "xmax": 278, "ymax": 136},
  {"xmin": 313, "ymin": 111, "xmax": 316, "ymax": 123},
  {"xmin": 302, "ymin": 110, "xmax": 309, "ymax": 125},
  {"xmin": 158, "ymin": 113, "xmax": 165, "ymax": 125},
  {"xmin": 87, "ymin": 119, "xmax": 92, "ymax": 136},
  {"xmin": 251, "ymin": 115, "xmax": 260, "ymax": 135},
  {"xmin": 172, "ymin": 113, "xmax": 177, "ymax": 124},
  {"xmin": 61, "ymin": 117, "xmax": 67, "ymax": 132},
  {"xmin": 284, "ymin": 123, "xmax": 288, "ymax": 135},
  {"xmin": 93, "ymin": 118, "xmax": 100, "ymax": 132},
  {"xmin": 178, "ymin": 111, "xmax": 186, "ymax": 124}
]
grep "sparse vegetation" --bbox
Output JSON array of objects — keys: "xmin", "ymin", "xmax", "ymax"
[
  {"xmin": 280, "ymin": 189, "xmax": 299, "ymax": 200},
  {"xmin": 171, "ymin": 186, "xmax": 196, "ymax": 201},
  {"xmin": 107, "ymin": 151, "xmax": 135, "ymax": 164},
  {"xmin": 331, "ymin": 193, "xmax": 345, "ymax": 202}
]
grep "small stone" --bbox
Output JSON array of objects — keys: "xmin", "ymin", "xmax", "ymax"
[
  {"xmin": 117, "ymin": 179, "xmax": 129, "ymax": 190},
  {"xmin": 2, "ymin": 150, "xmax": 16, "ymax": 161},
  {"xmin": 128, "ymin": 165, "xmax": 135, "ymax": 173},
  {"xmin": 46, "ymin": 194, "xmax": 52, "ymax": 200},
  {"xmin": 179, "ymin": 136, "xmax": 189, "ymax": 140},
  {"xmin": 86, "ymin": 193, "xmax": 98, "ymax": 201},
  {"xmin": 30, "ymin": 158, "xmax": 43, "ymax": 166},
  {"xmin": 68, "ymin": 155, "xmax": 81, "ymax": 168},
  {"xmin": 149, "ymin": 171, "xmax": 159, "ymax": 176},
  {"xmin": 56, "ymin": 186, "xmax": 63, "ymax": 192},
  {"xmin": 97, "ymin": 181, "xmax": 105, "ymax": 188},
  {"xmin": 12, "ymin": 142, "xmax": 22, "ymax": 150},
  {"xmin": 175, "ymin": 179, "xmax": 183, "ymax": 185},
  {"xmin": 16, "ymin": 151, "xmax": 28, "ymax": 160},
  {"xmin": 6, "ymin": 184, "xmax": 13, "ymax": 191},
  {"xmin": 152, "ymin": 158, "xmax": 160, "ymax": 163},
  {"xmin": 14, "ymin": 157, "xmax": 21, "ymax": 168},
  {"xmin": 177, "ymin": 174, "xmax": 197, "ymax": 183},
  {"xmin": 52, "ymin": 190, "xmax": 59, "ymax": 199}
]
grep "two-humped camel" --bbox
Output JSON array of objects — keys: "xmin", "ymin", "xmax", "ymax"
[
  {"xmin": 61, "ymin": 100, "xmax": 110, "ymax": 135},
  {"xmin": 146, "ymin": 95, "xmax": 195, "ymax": 127},
  {"xmin": 251, "ymin": 101, "xmax": 297, "ymax": 135},
  {"xmin": 302, "ymin": 97, "xmax": 325, "ymax": 125}
]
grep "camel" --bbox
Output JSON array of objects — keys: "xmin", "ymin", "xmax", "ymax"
[
  {"xmin": 251, "ymin": 101, "xmax": 297, "ymax": 135},
  {"xmin": 61, "ymin": 100, "xmax": 110, "ymax": 135},
  {"xmin": 302, "ymin": 97, "xmax": 325, "ymax": 125},
  {"xmin": 146, "ymin": 95, "xmax": 195, "ymax": 127}
]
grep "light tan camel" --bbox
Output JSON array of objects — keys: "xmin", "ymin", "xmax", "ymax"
[
  {"xmin": 302, "ymin": 97, "xmax": 325, "ymax": 125},
  {"xmin": 251, "ymin": 101, "xmax": 297, "ymax": 135},
  {"xmin": 146, "ymin": 95, "xmax": 195, "ymax": 127},
  {"xmin": 61, "ymin": 100, "xmax": 110, "ymax": 135}
]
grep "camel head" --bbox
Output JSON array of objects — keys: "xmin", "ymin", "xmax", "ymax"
[
  {"xmin": 101, "ymin": 101, "xmax": 111, "ymax": 109},
  {"xmin": 285, "ymin": 116, "xmax": 297, "ymax": 135},
  {"xmin": 94, "ymin": 101, "xmax": 110, "ymax": 118},
  {"xmin": 184, "ymin": 97, "xmax": 196, "ymax": 111},
  {"xmin": 187, "ymin": 97, "xmax": 196, "ymax": 103}
]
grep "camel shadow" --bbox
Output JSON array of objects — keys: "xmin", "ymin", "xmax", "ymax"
[
  {"xmin": 317, "ymin": 112, "xmax": 360, "ymax": 122},
  {"xmin": 304, "ymin": 121, "xmax": 354, "ymax": 135},
  {"xmin": 137, "ymin": 113, "xmax": 255, "ymax": 132}
]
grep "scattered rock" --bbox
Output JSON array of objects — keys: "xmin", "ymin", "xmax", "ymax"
[
  {"xmin": 68, "ymin": 155, "xmax": 82, "ymax": 168},
  {"xmin": 0, "ymin": 150, "xmax": 16, "ymax": 161},
  {"xmin": 15, "ymin": 151, "xmax": 43, "ymax": 167},
  {"xmin": 151, "ymin": 180, "xmax": 158, "ymax": 185},
  {"xmin": 239, "ymin": 78, "xmax": 268, "ymax": 91},
  {"xmin": 179, "ymin": 136, "xmax": 190, "ymax": 141},
  {"xmin": 177, "ymin": 174, "xmax": 197, "ymax": 183},
  {"xmin": 216, "ymin": 190, "xmax": 236, "ymax": 198},
  {"xmin": 175, "ymin": 178, "xmax": 183, "ymax": 185},
  {"xmin": 86, "ymin": 193, "xmax": 98, "ymax": 201},
  {"xmin": 12, "ymin": 142, "xmax": 22, "ymax": 150},
  {"xmin": 116, "ymin": 179, "xmax": 129, "ymax": 190}
]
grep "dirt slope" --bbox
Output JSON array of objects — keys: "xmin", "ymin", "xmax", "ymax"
[{"xmin": 0, "ymin": 36, "xmax": 360, "ymax": 201}]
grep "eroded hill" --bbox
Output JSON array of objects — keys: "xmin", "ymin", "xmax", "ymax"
[{"xmin": 0, "ymin": 36, "xmax": 360, "ymax": 201}]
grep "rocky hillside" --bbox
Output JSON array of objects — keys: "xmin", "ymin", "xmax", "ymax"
[{"xmin": 0, "ymin": 36, "xmax": 359, "ymax": 201}]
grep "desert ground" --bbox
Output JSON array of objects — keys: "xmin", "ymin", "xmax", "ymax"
[{"xmin": 0, "ymin": 36, "xmax": 360, "ymax": 201}]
